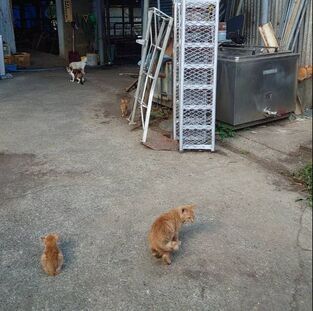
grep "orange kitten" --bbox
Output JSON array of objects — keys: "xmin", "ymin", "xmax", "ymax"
[
  {"xmin": 148, "ymin": 204, "xmax": 196, "ymax": 265},
  {"xmin": 120, "ymin": 96, "xmax": 129, "ymax": 117},
  {"xmin": 41, "ymin": 234, "xmax": 64, "ymax": 276}
]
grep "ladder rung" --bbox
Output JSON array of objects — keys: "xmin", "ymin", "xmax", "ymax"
[
  {"xmin": 183, "ymin": 125, "xmax": 213, "ymax": 130},
  {"xmin": 185, "ymin": 21, "xmax": 215, "ymax": 27},
  {"xmin": 184, "ymin": 64, "xmax": 214, "ymax": 69},
  {"xmin": 183, "ymin": 84, "xmax": 213, "ymax": 90},
  {"xmin": 183, "ymin": 144, "xmax": 213, "ymax": 150},
  {"xmin": 183, "ymin": 105, "xmax": 213, "ymax": 110},
  {"xmin": 151, "ymin": 44, "xmax": 162, "ymax": 51},
  {"xmin": 185, "ymin": 43, "xmax": 214, "ymax": 48}
]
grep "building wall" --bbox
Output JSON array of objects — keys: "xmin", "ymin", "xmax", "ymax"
[{"xmin": 65, "ymin": 1, "xmax": 92, "ymax": 59}]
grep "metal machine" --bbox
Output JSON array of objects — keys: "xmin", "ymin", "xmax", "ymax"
[{"xmin": 216, "ymin": 46, "xmax": 299, "ymax": 128}]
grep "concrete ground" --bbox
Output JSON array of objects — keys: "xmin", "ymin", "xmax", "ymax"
[{"xmin": 0, "ymin": 67, "xmax": 312, "ymax": 311}]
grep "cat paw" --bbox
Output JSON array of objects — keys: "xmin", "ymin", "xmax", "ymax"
[
  {"xmin": 162, "ymin": 254, "xmax": 171, "ymax": 265},
  {"xmin": 172, "ymin": 242, "xmax": 180, "ymax": 251},
  {"xmin": 152, "ymin": 250, "xmax": 162, "ymax": 258}
]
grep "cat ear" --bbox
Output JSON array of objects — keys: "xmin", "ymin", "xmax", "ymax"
[
  {"xmin": 182, "ymin": 204, "xmax": 196, "ymax": 212},
  {"xmin": 41, "ymin": 236, "xmax": 45, "ymax": 241},
  {"xmin": 53, "ymin": 234, "xmax": 59, "ymax": 241}
]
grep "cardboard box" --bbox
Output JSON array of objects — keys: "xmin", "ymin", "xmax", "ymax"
[
  {"xmin": 14, "ymin": 52, "xmax": 31, "ymax": 67},
  {"xmin": 4, "ymin": 55, "xmax": 14, "ymax": 64}
]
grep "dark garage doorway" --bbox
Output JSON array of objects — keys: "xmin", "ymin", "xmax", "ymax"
[{"xmin": 12, "ymin": 0, "xmax": 59, "ymax": 55}]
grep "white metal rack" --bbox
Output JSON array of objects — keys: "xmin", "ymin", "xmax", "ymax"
[{"xmin": 174, "ymin": 0, "xmax": 219, "ymax": 151}]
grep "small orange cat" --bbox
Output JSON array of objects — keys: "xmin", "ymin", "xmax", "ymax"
[
  {"xmin": 41, "ymin": 234, "xmax": 64, "ymax": 276},
  {"xmin": 120, "ymin": 96, "xmax": 130, "ymax": 117},
  {"xmin": 148, "ymin": 204, "xmax": 196, "ymax": 265}
]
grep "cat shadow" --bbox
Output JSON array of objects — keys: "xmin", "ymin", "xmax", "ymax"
[
  {"xmin": 60, "ymin": 238, "xmax": 77, "ymax": 271},
  {"xmin": 173, "ymin": 219, "xmax": 220, "ymax": 259}
]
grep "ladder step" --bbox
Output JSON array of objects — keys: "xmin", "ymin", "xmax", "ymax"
[
  {"xmin": 151, "ymin": 44, "xmax": 162, "ymax": 51},
  {"xmin": 183, "ymin": 84, "xmax": 213, "ymax": 90},
  {"xmin": 142, "ymin": 71, "xmax": 154, "ymax": 79},
  {"xmin": 184, "ymin": 43, "xmax": 215, "ymax": 48},
  {"xmin": 185, "ymin": 21, "xmax": 215, "ymax": 27},
  {"xmin": 183, "ymin": 105, "xmax": 213, "ymax": 110},
  {"xmin": 182, "ymin": 144, "xmax": 213, "ymax": 150},
  {"xmin": 184, "ymin": 64, "xmax": 214, "ymax": 69},
  {"xmin": 183, "ymin": 125, "xmax": 213, "ymax": 130}
]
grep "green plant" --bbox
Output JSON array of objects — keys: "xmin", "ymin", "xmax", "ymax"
[
  {"xmin": 295, "ymin": 163, "xmax": 312, "ymax": 206},
  {"xmin": 216, "ymin": 123, "xmax": 236, "ymax": 140}
]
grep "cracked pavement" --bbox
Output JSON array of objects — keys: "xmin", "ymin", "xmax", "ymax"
[{"xmin": 0, "ymin": 68, "xmax": 312, "ymax": 310}]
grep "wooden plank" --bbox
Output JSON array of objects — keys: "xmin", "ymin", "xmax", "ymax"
[
  {"xmin": 295, "ymin": 93, "xmax": 304, "ymax": 115},
  {"xmin": 258, "ymin": 22, "xmax": 279, "ymax": 53}
]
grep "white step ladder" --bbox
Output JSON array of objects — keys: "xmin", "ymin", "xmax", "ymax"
[{"xmin": 129, "ymin": 8, "xmax": 173, "ymax": 143}]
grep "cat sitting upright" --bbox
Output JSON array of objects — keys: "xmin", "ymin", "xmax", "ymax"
[
  {"xmin": 41, "ymin": 234, "xmax": 64, "ymax": 276},
  {"xmin": 148, "ymin": 204, "xmax": 196, "ymax": 265},
  {"xmin": 120, "ymin": 95, "xmax": 130, "ymax": 117},
  {"xmin": 66, "ymin": 66, "xmax": 85, "ymax": 85}
]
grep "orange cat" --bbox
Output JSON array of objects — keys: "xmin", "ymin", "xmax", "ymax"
[
  {"xmin": 148, "ymin": 204, "xmax": 196, "ymax": 265},
  {"xmin": 120, "ymin": 96, "xmax": 130, "ymax": 117},
  {"xmin": 41, "ymin": 234, "xmax": 64, "ymax": 276}
]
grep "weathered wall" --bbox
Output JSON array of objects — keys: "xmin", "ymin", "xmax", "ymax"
[{"xmin": 61, "ymin": 1, "xmax": 92, "ymax": 61}]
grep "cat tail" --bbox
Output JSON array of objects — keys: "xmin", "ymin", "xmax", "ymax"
[{"xmin": 46, "ymin": 261, "xmax": 59, "ymax": 276}]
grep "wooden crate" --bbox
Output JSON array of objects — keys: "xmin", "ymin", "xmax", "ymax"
[
  {"xmin": 14, "ymin": 52, "xmax": 31, "ymax": 67},
  {"xmin": 4, "ymin": 55, "xmax": 14, "ymax": 64}
]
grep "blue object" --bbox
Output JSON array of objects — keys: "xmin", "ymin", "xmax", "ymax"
[{"xmin": 5, "ymin": 64, "xmax": 17, "ymax": 72}]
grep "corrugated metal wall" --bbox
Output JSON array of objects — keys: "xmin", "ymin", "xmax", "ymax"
[
  {"xmin": 297, "ymin": 0, "xmax": 312, "ymax": 66},
  {"xmin": 237, "ymin": 0, "xmax": 312, "ymax": 66},
  {"xmin": 148, "ymin": 0, "xmax": 311, "ymax": 66}
]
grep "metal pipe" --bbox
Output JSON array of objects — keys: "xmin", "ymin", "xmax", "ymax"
[
  {"xmin": 235, "ymin": 0, "xmax": 244, "ymax": 16},
  {"xmin": 261, "ymin": 0, "xmax": 269, "ymax": 25},
  {"xmin": 173, "ymin": 1, "xmax": 177, "ymax": 140},
  {"xmin": 0, "ymin": 35, "xmax": 5, "ymax": 76},
  {"xmin": 157, "ymin": 0, "xmax": 161, "ymax": 10},
  {"xmin": 55, "ymin": 0, "xmax": 65, "ymax": 57},
  {"xmin": 142, "ymin": 0, "xmax": 149, "ymax": 36},
  {"xmin": 96, "ymin": 0, "xmax": 105, "ymax": 65}
]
